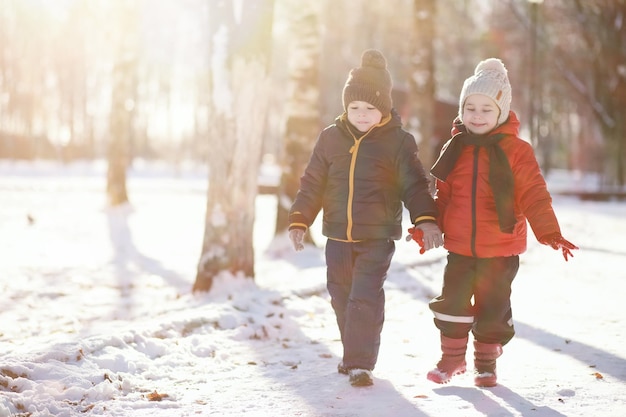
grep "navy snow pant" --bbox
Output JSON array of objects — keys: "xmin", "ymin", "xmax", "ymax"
[
  {"xmin": 325, "ymin": 238, "xmax": 394, "ymax": 371},
  {"xmin": 429, "ymin": 252, "xmax": 519, "ymax": 346}
]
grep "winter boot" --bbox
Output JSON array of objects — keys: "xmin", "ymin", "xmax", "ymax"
[
  {"xmin": 427, "ymin": 335, "xmax": 468, "ymax": 384},
  {"xmin": 473, "ymin": 340, "xmax": 503, "ymax": 387},
  {"xmin": 348, "ymin": 368, "xmax": 374, "ymax": 387},
  {"xmin": 337, "ymin": 361, "xmax": 348, "ymax": 375}
]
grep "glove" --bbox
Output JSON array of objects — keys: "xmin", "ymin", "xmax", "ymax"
[
  {"xmin": 406, "ymin": 227, "xmax": 426, "ymax": 254},
  {"xmin": 289, "ymin": 229, "xmax": 305, "ymax": 252},
  {"xmin": 416, "ymin": 222, "xmax": 444, "ymax": 251},
  {"xmin": 406, "ymin": 222, "xmax": 443, "ymax": 254},
  {"xmin": 540, "ymin": 232, "xmax": 578, "ymax": 261}
]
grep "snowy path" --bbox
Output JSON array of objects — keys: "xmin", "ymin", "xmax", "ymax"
[{"xmin": 0, "ymin": 166, "xmax": 625, "ymax": 416}]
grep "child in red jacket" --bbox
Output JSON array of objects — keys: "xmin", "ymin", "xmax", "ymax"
[{"xmin": 426, "ymin": 58, "xmax": 578, "ymax": 387}]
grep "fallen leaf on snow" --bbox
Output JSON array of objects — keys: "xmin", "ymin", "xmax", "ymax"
[{"xmin": 147, "ymin": 391, "xmax": 169, "ymax": 401}]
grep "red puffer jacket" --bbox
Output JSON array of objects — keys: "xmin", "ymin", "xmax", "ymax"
[{"xmin": 434, "ymin": 111, "xmax": 561, "ymax": 258}]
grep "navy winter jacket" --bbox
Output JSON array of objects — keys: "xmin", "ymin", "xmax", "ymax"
[{"xmin": 289, "ymin": 110, "xmax": 437, "ymax": 241}]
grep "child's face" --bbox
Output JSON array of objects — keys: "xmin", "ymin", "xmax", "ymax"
[
  {"xmin": 461, "ymin": 94, "xmax": 500, "ymax": 135},
  {"xmin": 347, "ymin": 101, "xmax": 383, "ymax": 133}
]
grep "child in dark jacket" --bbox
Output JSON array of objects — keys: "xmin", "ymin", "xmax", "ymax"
[
  {"xmin": 288, "ymin": 49, "xmax": 443, "ymax": 387},
  {"xmin": 427, "ymin": 58, "xmax": 578, "ymax": 387}
]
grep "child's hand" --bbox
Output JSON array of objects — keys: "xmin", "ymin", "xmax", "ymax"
[
  {"xmin": 289, "ymin": 229, "xmax": 305, "ymax": 252},
  {"xmin": 417, "ymin": 222, "xmax": 444, "ymax": 251},
  {"xmin": 406, "ymin": 227, "xmax": 426, "ymax": 254},
  {"xmin": 540, "ymin": 232, "xmax": 579, "ymax": 261},
  {"xmin": 406, "ymin": 223, "xmax": 443, "ymax": 254}
]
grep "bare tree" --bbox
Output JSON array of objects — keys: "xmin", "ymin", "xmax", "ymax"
[
  {"xmin": 193, "ymin": 0, "xmax": 275, "ymax": 293},
  {"xmin": 501, "ymin": 0, "xmax": 626, "ymax": 188},
  {"xmin": 107, "ymin": 0, "xmax": 138, "ymax": 206},
  {"xmin": 559, "ymin": 0, "xmax": 626, "ymax": 187},
  {"xmin": 274, "ymin": 1, "xmax": 322, "ymax": 236},
  {"xmin": 409, "ymin": 0, "xmax": 437, "ymax": 180}
]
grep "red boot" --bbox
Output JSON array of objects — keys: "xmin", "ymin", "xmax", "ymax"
[
  {"xmin": 427, "ymin": 335, "xmax": 468, "ymax": 384},
  {"xmin": 473, "ymin": 340, "xmax": 503, "ymax": 387}
]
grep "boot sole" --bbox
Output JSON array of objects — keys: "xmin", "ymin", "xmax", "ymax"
[
  {"xmin": 426, "ymin": 366, "xmax": 467, "ymax": 384},
  {"xmin": 474, "ymin": 377, "xmax": 497, "ymax": 387},
  {"xmin": 474, "ymin": 372, "xmax": 497, "ymax": 387}
]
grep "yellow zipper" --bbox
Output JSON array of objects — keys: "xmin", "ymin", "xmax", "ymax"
[
  {"xmin": 346, "ymin": 135, "xmax": 362, "ymax": 241},
  {"xmin": 344, "ymin": 114, "xmax": 391, "ymax": 241}
]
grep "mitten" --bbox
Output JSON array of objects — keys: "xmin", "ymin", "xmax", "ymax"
[
  {"xmin": 289, "ymin": 228, "xmax": 305, "ymax": 252},
  {"xmin": 539, "ymin": 232, "xmax": 578, "ymax": 261}
]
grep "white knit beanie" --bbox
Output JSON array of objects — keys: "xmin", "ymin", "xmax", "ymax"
[{"xmin": 459, "ymin": 58, "xmax": 512, "ymax": 126}]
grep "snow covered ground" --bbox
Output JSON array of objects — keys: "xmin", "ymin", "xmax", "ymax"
[{"xmin": 0, "ymin": 161, "xmax": 625, "ymax": 417}]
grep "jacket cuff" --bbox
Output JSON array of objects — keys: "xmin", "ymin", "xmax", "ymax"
[
  {"xmin": 288, "ymin": 224, "xmax": 307, "ymax": 232},
  {"xmin": 413, "ymin": 215, "xmax": 436, "ymax": 225},
  {"xmin": 539, "ymin": 231, "xmax": 561, "ymax": 245},
  {"xmin": 288, "ymin": 211, "xmax": 309, "ymax": 230}
]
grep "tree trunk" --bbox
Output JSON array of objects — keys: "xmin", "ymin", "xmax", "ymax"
[
  {"xmin": 107, "ymin": 1, "xmax": 138, "ymax": 206},
  {"xmin": 193, "ymin": 0, "xmax": 274, "ymax": 293},
  {"xmin": 275, "ymin": 2, "xmax": 321, "ymax": 237},
  {"xmin": 410, "ymin": 0, "xmax": 437, "ymax": 189}
]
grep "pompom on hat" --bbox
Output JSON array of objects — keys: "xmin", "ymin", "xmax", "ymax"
[
  {"xmin": 342, "ymin": 49, "xmax": 393, "ymax": 116},
  {"xmin": 459, "ymin": 58, "xmax": 512, "ymax": 126}
]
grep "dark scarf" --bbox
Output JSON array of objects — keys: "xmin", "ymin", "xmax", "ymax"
[{"xmin": 431, "ymin": 127, "xmax": 516, "ymax": 234}]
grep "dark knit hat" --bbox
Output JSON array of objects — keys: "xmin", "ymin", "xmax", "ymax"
[{"xmin": 342, "ymin": 49, "xmax": 393, "ymax": 116}]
